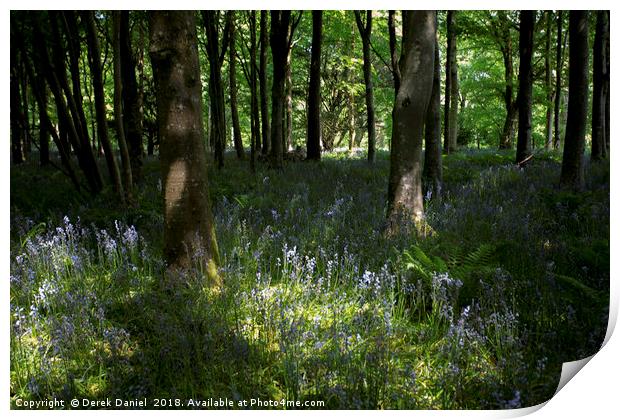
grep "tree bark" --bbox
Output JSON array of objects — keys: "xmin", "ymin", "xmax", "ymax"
[
  {"xmin": 259, "ymin": 11, "xmax": 270, "ymax": 155},
  {"xmin": 149, "ymin": 11, "xmax": 221, "ymax": 286},
  {"xmin": 497, "ymin": 12, "xmax": 517, "ymax": 149},
  {"xmin": 553, "ymin": 11, "xmax": 564, "ymax": 150},
  {"xmin": 38, "ymin": 78, "xmax": 50, "ymax": 166},
  {"xmin": 285, "ymin": 41, "xmax": 293, "ymax": 153},
  {"xmin": 83, "ymin": 11, "xmax": 124, "ymax": 202},
  {"xmin": 354, "ymin": 11, "xmax": 376, "ymax": 163},
  {"xmin": 544, "ymin": 11, "xmax": 554, "ymax": 150},
  {"xmin": 423, "ymin": 36, "xmax": 443, "ymax": 199},
  {"xmin": 516, "ymin": 11, "xmax": 534, "ymax": 164},
  {"xmin": 591, "ymin": 10, "xmax": 608, "ymax": 161},
  {"xmin": 446, "ymin": 11, "xmax": 459, "ymax": 152},
  {"xmin": 202, "ymin": 11, "xmax": 229, "ymax": 169},
  {"xmin": 387, "ymin": 11, "xmax": 436, "ymax": 235},
  {"xmin": 605, "ymin": 11, "xmax": 610, "ymax": 154},
  {"xmin": 11, "ymin": 45, "xmax": 24, "ymax": 164},
  {"xmin": 249, "ymin": 11, "xmax": 260, "ymax": 171},
  {"xmin": 388, "ymin": 10, "xmax": 401, "ymax": 98},
  {"xmin": 228, "ymin": 11, "xmax": 245, "ymax": 160},
  {"xmin": 560, "ymin": 11, "xmax": 589, "ymax": 191},
  {"xmin": 269, "ymin": 10, "xmax": 291, "ymax": 169},
  {"xmin": 113, "ymin": 11, "xmax": 134, "ymax": 201},
  {"xmin": 306, "ymin": 11, "xmax": 322, "ymax": 161},
  {"xmin": 120, "ymin": 11, "xmax": 144, "ymax": 181}
]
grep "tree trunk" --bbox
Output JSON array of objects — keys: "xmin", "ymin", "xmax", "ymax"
[
  {"xmin": 11, "ymin": 45, "xmax": 24, "ymax": 164},
  {"xmin": 285, "ymin": 42, "xmax": 293, "ymax": 153},
  {"xmin": 120, "ymin": 11, "xmax": 144, "ymax": 181},
  {"xmin": 149, "ymin": 11, "xmax": 221, "ymax": 286},
  {"xmin": 498, "ymin": 12, "xmax": 517, "ymax": 149},
  {"xmin": 83, "ymin": 11, "xmax": 124, "ymax": 202},
  {"xmin": 544, "ymin": 11, "xmax": 554, "ymax": 150},
  {"xmin": 249, "ymin": 11, "xmax": 260, "ymax": 171},
  {"xmin": 269, "ymin": 10, "xmax": 290, "ymax": 169},
  {"xmin": 516, "ymin": 11, "xmax": 534, "ymax": 164},
  {"xmin": 38, "ymin": 80, "xmax": 50, "ymax": 166},
  {"xmin": 605, "ymin": 12, "xmax": 610, "ymax": 155},
  {"xmin": 447, "ymin": 11, "xmax": 459, "ymax": 152},
  {"xmin": 355, "ymin": 11, "xmax": 376, "ymax": 163},
  {"xmin": 306, "ymin": 11, "xmax": 322, "ymax": 161},
  {"xmin": 554, "ymin": 11, "xmax": 564, "ymax": 150},
  {"xmin": 113, "ymin": 11, "xmax": 134, "ymax": 202},
  {"xmin": 423, "ymin": 36, "xmax": 442, "ymax": 199},
  {"xmin": 591, "ymin": 10, "xmax": 608, "ymax": 161},
  {"xmin": 259, "ymin": 11, "xmax": 270, "ymax": 155},
  {"xmin": 228, "ymin": 11, "xmax": 245, "ymax": 160},
  {"xmin": 387, "ymin": 11, "xmax": 436, "ymax": 235},
  {"xmin": 203, "ymin": 11, "xmax": 228, "ymax": 169},
  {"xmin": 388, "ymin": 10, "xmax": 401, "ymax": 98},
  {"xmin": 560, "ymin": 11, "xmax": 589, "ymax": 191}
]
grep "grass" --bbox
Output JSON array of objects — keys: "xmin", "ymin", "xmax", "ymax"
[{"xmin": 10, "ymin": 148, "xmax": 609, "ymax": 409}]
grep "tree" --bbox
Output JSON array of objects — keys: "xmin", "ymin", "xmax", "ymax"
[
  {"xmin": 354, "ymin": 10, "xmax": 376, "ymax": 163},
  {"xmin": 444, "ymin": 10, "xmax": 459, "ymax": 153},
  {"xmin": 553, "ymin": 11, "xmax": 566, "ymax": 150},
  {"xmin": 423, "ymin": 32, "xmax": 443, "ymax": 199},
  {"xmin": 149, "ymin": 11, "xmax": 221, "ymax": 285},
  {"xmin": 269, "ymin": 11, "xmax": 291, "ymax": 169},
  {"xmin": 560, "ymin": 11, "xmax": 589, "ymax": 190},
  {"xmin": 544, "ymin": 11, "xmax": 554, "ymax": 150},
  {"xmin": 516, "ymin": 10, "xmax": 534, "ymax": 164},
  {"xmin": 228, "ymin": 11, "xmax": 246, "ymax": 160},
  {"xmin": 249, "ymin": 11, "xmax": 260, "ymax": 170},
  {"xmin": 591, "ymin": 10, "xmax": 609, "ymax": 161},
  {"xmin": 10, "ymin": 42, "xmax": 24, "ymax": 164},
  {"xmin": 306, "ymin": 11, "xmax": 322, "ymax": 161},
  {"xmin": 120, "ymin": 11, "xmax": 144, "ymax": 181},
  {"xmin": 259, "ymin": 11, "xmax": 270, "ymax": 155},
  {"xmin": 388, "ymin": 10, "xmax": 401, "ymax": 98},
  {"xmin": 113, "ymin": 11, "xmax": 134, "ymax": 202},
  {"xmin": 387, "ymin": 11, "xmax": 436, "ymax": 234},
  {"xmin": 83, "ymin": 11, "xmax": 124, "ymax": 202}
]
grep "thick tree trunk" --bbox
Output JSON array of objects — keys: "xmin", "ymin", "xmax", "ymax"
[
  {"xmin": 306, "ymin": 11, "xmax": 322, "ymax": 161},
  {"xmin": 120, "ymin": 11, "xmax": 144, "ymax": 181},
  {"xmin": 560, "ymin": 11, "xmax": 589, "ymax": 190},
  {"xmin": 113, "ymin": 11, "xmax": 134, "ymax": 201},
  {"xmin": 355, "ymin": 11, "xmax": 376, "ymax": 163},
  {"xmin": 544, "ymin": 11, "xmax": 554, "ymax": 150},
  {"xmin": 260, "ymin": 11, "xmax": 270, "ymax": 155},
  {"xmin": 269, "ymin": 10, "xmax": 290, "ymax": 169},
  {"xmin": 554, "ymin": 11, "xmax": 564, "ymax": 150},
  {"xmin": 516, "ymin": 11, "xmax": 534, "ymax": 164},
  {"xmin": 83, "ymin": 11, "xmax": 124, "ymax": 202},
  {"xmin": 423, "ymin": 37, "xmax": 443, "ymax": 199},
  {"xmin": 228, "ymin": 12, "xmax": 245, "ymax": 160},
  {"xmin": 387, "ymin": 11, "xmax": 435, "ymax": 235},
  {"xmin": 591, "ymin": 10, "xmax": 608, "ymax": 162},
  {"xmin": 149, "ymin": 11, "xmax": 221, "ymax": 286}
]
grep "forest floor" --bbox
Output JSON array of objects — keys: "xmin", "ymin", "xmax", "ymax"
[{"xmin": 10, "ymin": 148, "xmax": 610, "ymax": 409}]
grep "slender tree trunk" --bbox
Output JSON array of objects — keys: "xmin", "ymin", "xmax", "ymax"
[
  {"xmin": 554, "ymin": 11, "xmax": 564, "ymax": 150},
  {"xmin": 113, "ymin": 11, "xmax": 134, "ymax": 201},
  {"xmin": 306, "ymin": 11, "xmax": 322, "ymax": 161},
  {"xmin": 120, "ymin": 11, "xmax": 144, "ymax": 181},
  {"xmin": 83, "ymin": 11, "xmax": 124, "ymax": 202},
  {"xmin": 228, "ymin": 12, "xmax": 245, "ymax": 160},
  {"xmin": 38, "ymin": 81, "xmax": 50, "ymax": 166},
  {"xmin": 203, "ymin": 11, "xmax": 228, "ymax": 169},
  {"xmin": 605, "ymin": 12, "xmax": 610, "ymax": 155},
  {"xmin": 260, "ymin": 11, "xmax": 270, "ymax": 155},
  {"xmin": 448, "ymin": 11, "xmax": 459, "ymax": 152},
  {"xmin": 249, "ymin": 11, "xmax": 259, "ymax": 171},
  {"xmin": 423, "ymin": 36, "xmax": 443, "ymax": 199},
  {"xmin": 516, "ymin": 11, "xmax": 534, "ymax": 164},
  {"xmin": 269, "ymin": 11, "xmax": 291, "ymax": 169},
  {"xmin": 560, "ymin": 11, "xmax": 589, "ymax": 190},
  {"xmin": 149, "ymin": 11, "xmax": 221, "ymax": 286},
  {"xmin": 388, "ymin": 10, "xmax": 401, "ymax": 98},
  {"xmin": 545, "ymin": 11, "xmax": 554, "ymax": 150},
  {"xmin": 591, "ymin": 10, "xmax": 608, "ymax": 162},
  {"xmin": 355, "ymin": 11, "xmax": 376, "ymax": 163},
  {"xmin": 285, "ymin": 41, "xmax": 293, "ymax": 152},
  {"xmin": 11, "ymin": 46, "xmax": 24, "ymax": 164},
  {"xmin": 387, "ymin": 11, "xmax": 436, "ymax": 235},
  {"xmin": 498, "ymin": 12, "xmax": 517, "ymax": 149}
]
